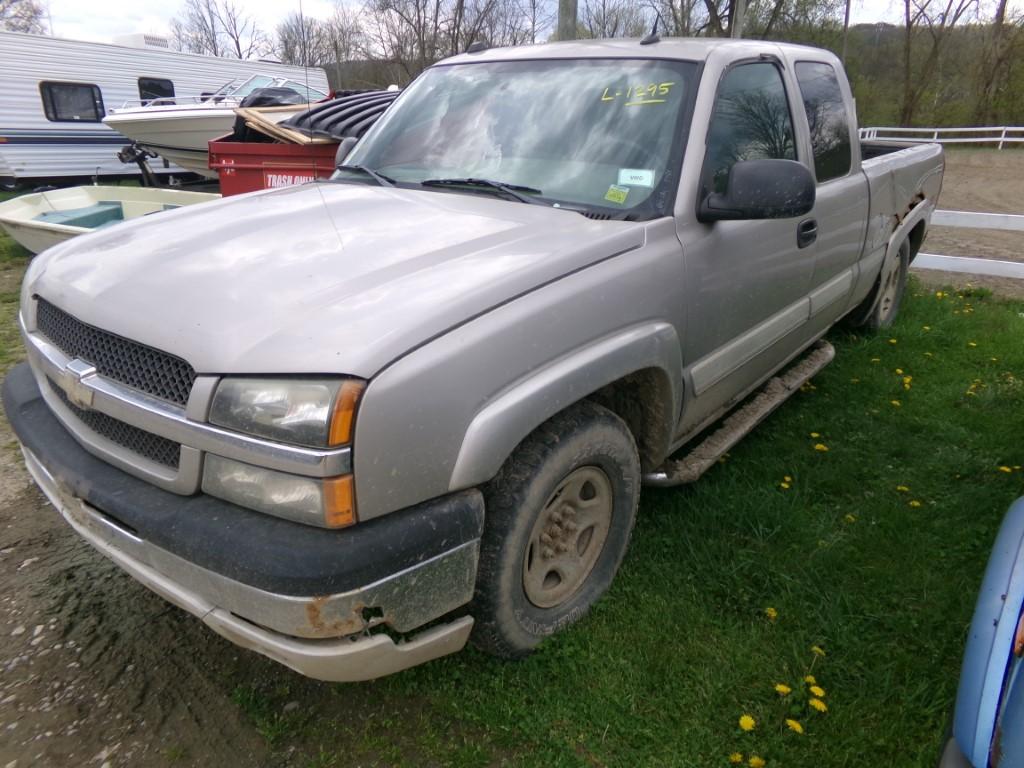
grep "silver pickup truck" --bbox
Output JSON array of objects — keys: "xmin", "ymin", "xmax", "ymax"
[{"xmin": 4, "ymin": 38, "xmax": 943, "ymax": 682}]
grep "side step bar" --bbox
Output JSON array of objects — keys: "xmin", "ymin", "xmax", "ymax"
[{"xmin": 643, "ymin": 340, "xmax": 836, "ymax": 487}]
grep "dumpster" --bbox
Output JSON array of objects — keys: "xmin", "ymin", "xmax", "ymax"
[{"xmin": 208, "ymin": 139, "xmax": 337, "ymax": 196}]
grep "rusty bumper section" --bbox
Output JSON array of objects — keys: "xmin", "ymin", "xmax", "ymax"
[{"xmin": 22, "ymin": 447, "xmax": 477, "ymax": 681}]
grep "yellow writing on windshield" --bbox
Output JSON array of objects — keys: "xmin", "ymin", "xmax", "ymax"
[{"xmin": 601, "ymin": 82, "xmax": 675, "ymax": 106}]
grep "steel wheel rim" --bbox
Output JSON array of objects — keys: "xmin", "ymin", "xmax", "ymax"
[
  {"xmin": 522, "ymin": 466, "xmax": 613, "ymax": 609},
  {"xmin": 878, "ymin": 254, "xmax": 902, "ymax": 319}
]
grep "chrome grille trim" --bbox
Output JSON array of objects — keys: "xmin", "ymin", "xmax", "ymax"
[
  {"xmin": 35, "ymin": 298, "xmax": 196, "ymax": 407},
  {"xmin": 22, "ymin": 317, "xmax": 352, "ymax": 486},
  {"xmin": 46, "ymin": 376, "xmax": 182, "ymax": 469}
]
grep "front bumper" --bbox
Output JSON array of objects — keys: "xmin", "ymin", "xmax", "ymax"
[{"xmin": 3, "ymin": 363, "xmax": 485, "ymax": 681}]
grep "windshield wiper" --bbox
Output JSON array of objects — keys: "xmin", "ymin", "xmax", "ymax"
[
  {"xmin": 335, "ymin": 164, "xmax": 396, "ymax": 187},
  {"xmin": 420, "ymin": 177, "xmax": 545, "ymax": 205}
]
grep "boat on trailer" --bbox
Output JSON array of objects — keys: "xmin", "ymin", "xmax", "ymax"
[
  {"xmin": 103, "ymin": 75, "xmax": 329, "ymax": 177},
  {"xmin": 0, "ymin": 186, "xmax": 220, "ymax": 254}
]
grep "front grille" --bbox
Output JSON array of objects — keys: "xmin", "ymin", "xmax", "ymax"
[
  {"xmin": 47, "ymin": 378, "xmax": 181, "ymax": 469},
  {"xmin": 35, "ymin": 298, "xmax": 196, "ymax": 407}
]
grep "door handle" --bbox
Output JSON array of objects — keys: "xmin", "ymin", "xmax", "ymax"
[{"xmin": 797, "ymin": 219, "xmax": 818, "ymax": 249}]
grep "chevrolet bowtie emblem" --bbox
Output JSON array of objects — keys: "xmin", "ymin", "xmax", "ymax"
[{"xmin": 60, "ymin": 359, "xmax": 97, "ymax": 410}]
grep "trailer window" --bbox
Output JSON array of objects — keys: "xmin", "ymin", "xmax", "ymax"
[
  {"xmin": 139, "ymin": 77, "xmax": 175, "ymax": 104},
  {"xmin": 794, "ymin": 62, "xmax": 852, "ymax": 182},
  {"xmin": 39, "ymin": 82, "xmax": 105, "ymax": 122}
]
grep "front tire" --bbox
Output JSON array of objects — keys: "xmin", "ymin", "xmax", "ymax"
[{"xmin": 470, "ymin": 401, "xmax": 640, "ymax": 659}]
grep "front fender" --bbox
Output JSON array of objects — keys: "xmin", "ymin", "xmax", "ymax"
[{"xmin": 448, "ymin": 323, "xmax": 681, "ymax": 491}]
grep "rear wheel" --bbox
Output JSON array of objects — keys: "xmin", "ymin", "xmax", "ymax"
[
  {"xmin": 470, "ymin": 401, "xmax": 640, "ymax": 659},
  {"xmin": 848, "ymin": 239, "xmax": 910, "ymax": 331}
]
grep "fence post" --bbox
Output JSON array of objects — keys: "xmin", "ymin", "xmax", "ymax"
[{"xmin": 999, "ymin": 127, "xmax": 1006, "ymax": 150}]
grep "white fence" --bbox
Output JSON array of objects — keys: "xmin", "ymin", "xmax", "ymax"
[
  {"xmin": 917, "ymin": 209, "xmax": 1024, "ymax": 280},
  {"xmin": 860, "ymin": 126, "xmax": 1024, "ymax": 149}
]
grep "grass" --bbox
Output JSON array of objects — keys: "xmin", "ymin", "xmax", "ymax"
[
  {"xmin": 0, "ymin": 205, "xmax": 1021, "ymax": 766},
  {"xmin": 221, "ymin": 281, "xmax": 1024, "ymax": 768}
]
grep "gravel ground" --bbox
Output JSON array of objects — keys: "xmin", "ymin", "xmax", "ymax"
[{"xmin": 915, "ymin": 148, "xmax": 1024, "ymax": 298}]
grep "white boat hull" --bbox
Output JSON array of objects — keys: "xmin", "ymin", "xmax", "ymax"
[
  {"xmin": 0, "ymin": 186, "xmax": 220, "ymax": 254},
  {"xmin": 104, "ymin": 105, "xmax": 311, "ymax": 178}
]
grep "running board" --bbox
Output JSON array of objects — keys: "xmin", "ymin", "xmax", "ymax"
[{"xmin": 643, "ymin": 340, "xmax": 836, "ymax": 487}]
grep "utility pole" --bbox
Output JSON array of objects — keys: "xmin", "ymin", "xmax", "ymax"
[
  {"xmin": 730, "ymin": 0, "xmax": 746, "ymax": 37},
  {"xmin": 557, "ymin": 0, "xmax": 578, "ymax": 41},
  {"xmin": 841, "ymin": 0, "xmax": 851, "ymax": 61}
]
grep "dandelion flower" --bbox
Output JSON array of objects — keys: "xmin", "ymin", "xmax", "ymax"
[
  {"xmin": 804, "ymin": 675, "xmax": 817, "ymax": 685},
  {"xmin": 814, "ymin": 443, "xmax": 829, "ymax": 452},
  {"xmin": 779, "ymin": 482, "xmax": 791, "ymax": 490},
  {"xmin": 811, "ymin": 645, "xmax": 826, "ymax": 658},
  {"xmin": 784, "ymin": 475, "xmax": 792, "ymax": 483},
  {"xmin": 809, "ymin": 685, "xmax": 826, "ymax": 698},
  {"xmin": 935, "ymin": 291, "xmax": 944, "ymax": 299},
  {"xmin": 749, "ymin": 757, "xmax": 766, "ymax": 768},
  {"xmin": 968, "ymin": 342, "xmax": 977, "ymax": 347},
  {"xmin": 909, "ymin": 500, "xmax": 922, "ymax": 508},
  {"xmin": 765, "ymin": 607, "xmax": 778, "ymax": 621},
  {"xmin": 739, "ymin": 714, "xmax": 756, "ymax": 732},
  {"xmin": 889, "ymin": 338, "xmax": 898, "ymax": 344},
  {"xmin": 774, "ymin": 683, "xmax": 791, "ymax": 696},
  {"xmin": 891, "ymin": 400, "xmax": 901, "ymax": 407},
  {"xmin": 810, "ymin": 698, "xmax": 828, "ymax": 713},
  {"xmin": 999, "ymin": 466, "xmax": 1013, "ymax": 473},
  {"xmin": 786, "ymin": 719, "xmax": 804, "ymax": 734},
  {"xmin": 810, "ymin": 432, "xmax": 820, "ymax": 438},
  {"xmin": 923, "ymin": 325, "xmax": 931, "ymax": 331},
  {"xmin": 870, "ymin": 358, "xmax": 880, "ymax": 363},
  {"xmin": 730, "ymin": 754, "xmax": 744, "ymax": 765},
  {"xmin": 895, "ymin": 368, "xmax": 903, "ymax": 374},
  {"xmin": 896, "ymin": 485, "xmax": 909, "ymax": 492},
  {"xmin": 844, "ymin": 513, "xmax": 857, "ymax": 524}
]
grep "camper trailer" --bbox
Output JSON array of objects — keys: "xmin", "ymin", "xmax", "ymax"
[{"xmin": 0, "ymin": 31, "xmax": 328, "ymax": 187}]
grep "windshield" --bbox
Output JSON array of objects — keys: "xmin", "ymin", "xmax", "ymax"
[{"xmin": 345, "ymin": 57, "xmax": 698, "ymax": 218}]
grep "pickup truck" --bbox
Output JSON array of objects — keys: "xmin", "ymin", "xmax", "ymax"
[{"xmin": 3, "ymin": 37, "xmax": 943, "ymax": 682}]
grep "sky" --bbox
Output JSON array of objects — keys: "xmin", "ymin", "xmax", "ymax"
[{"xmin": 46, "ymin": 0, "xmax": 917, "ymax": 45}]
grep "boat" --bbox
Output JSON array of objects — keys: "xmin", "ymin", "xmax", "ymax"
[
  {"xmin": 0, "ymin": 186, "xmax": 220, "ymax": 254},
  {"xmin": 102, "ymin": 74, "xmax": 329, "ymax": 177}
]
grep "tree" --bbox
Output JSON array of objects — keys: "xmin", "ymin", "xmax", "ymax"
[
  {"xmin": 0, "ymin": 0, "xmax": 45, "ymax": 33},
  {"xmin": 170, "ymin": 0, "xmax": 269, "ymax": 58},
  {"xmin": 216, "ymin": 0, "xmax": 269, "ymax": 59},
  {"xmin": 275, "ymin": 12, "xmax": 331, "ymax": 67},
  {"xmin": 579, "ymin": 0, "xmax": 650, "ymax": 37},
  {"xmin": 899, "ymin": 0, "xmax": 977, "ymax": 124}
]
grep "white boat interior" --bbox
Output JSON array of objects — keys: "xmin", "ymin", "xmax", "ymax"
[{"xmin": 0, "ymin": 186, "xmax": 220, "ymax": 254}]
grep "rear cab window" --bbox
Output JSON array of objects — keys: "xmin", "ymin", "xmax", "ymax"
[
  {"xmin": 794, "ymin": 62, "xmax": 852, "ymax": 182},
  {"xmin": 39, "ymin": 81, "xmax": 105, "ymax": 122},
  {"xmin": 701, "ymin": 60, "xmax": 797, "ymax": 196}
]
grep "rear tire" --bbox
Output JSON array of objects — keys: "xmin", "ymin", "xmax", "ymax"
[
  {"xmin": 470, "ymin": 400, "xmax": 640, "ymax": 659},
  {"xmin": 848, "ymin": 239, "xmax": 910, "ymax": 331}
]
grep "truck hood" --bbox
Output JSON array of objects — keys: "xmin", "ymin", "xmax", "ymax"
[{"xmin": 25, "ymin": 182, "xmax": 645, "ymax": 378}]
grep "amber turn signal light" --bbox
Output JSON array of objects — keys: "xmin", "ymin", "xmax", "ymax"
[
  {"xmin": 323, "ymin": 475, "xmax": 356, "ymax": 528},
  {"xmin": 1014, "ymin": 611, "xmax": 1024, "ymax": 658},
  {"xmin": 328, "ymin": 381, "xmax": 364, "ymax": 446}
]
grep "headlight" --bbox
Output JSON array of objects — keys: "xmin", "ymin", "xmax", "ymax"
[
  {"xmin": 209, "ymin": 378, "xmax": 363, "ymax": 448},
  {"xmin": 202, "ymin": 455, "xmax": 355, "ymax": 528}
]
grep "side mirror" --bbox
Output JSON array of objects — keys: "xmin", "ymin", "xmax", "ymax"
[
  {"xmin": 698, "ymin": 159, "xmax": 815, "ymax": 223},
  {"xmin": 334, "ymin": 136, "xmax": 359, "ymax": 168}
]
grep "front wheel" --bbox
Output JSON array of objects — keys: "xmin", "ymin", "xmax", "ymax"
[{"xmin": 470, "ymin": 400, "xmax": 640, "ymax": 659}]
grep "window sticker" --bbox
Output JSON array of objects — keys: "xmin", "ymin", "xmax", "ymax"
[
  {"xmin": 604, "ymin": 185, "xmax": 630, "ymax": 205},
  {"xmin": 600, "ymin": 82, "xmax": 676, "ymax": 106},
  {"xmin": 618, "ymin": 169, "xmax": 655, "ymax": 188}
]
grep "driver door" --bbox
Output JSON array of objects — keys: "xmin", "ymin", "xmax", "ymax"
[{"xmin": 677, "ymin": 59, "xmax": 817, "ymax": 437}]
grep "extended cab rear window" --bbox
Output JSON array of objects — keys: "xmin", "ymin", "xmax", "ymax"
[{"xmin": 794, "ymin": 62, "xmax": 852, "ymax": 182}]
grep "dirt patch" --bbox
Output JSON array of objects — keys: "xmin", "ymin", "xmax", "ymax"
[
  {"xmin": 0, "ymin": 413, "xmax": 269, "ymax": 767},
  {"xmin": 915, "ymin": 148, "xmax": 1024, "ymax": 297}
]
